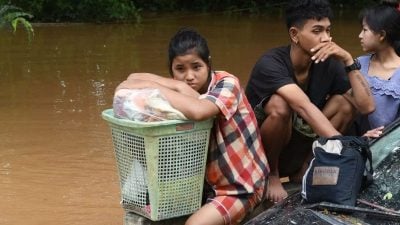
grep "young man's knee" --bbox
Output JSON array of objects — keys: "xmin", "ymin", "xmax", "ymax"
[
  {"xmin": 324, "ymin": 95, "xmax": 357, "ymax": 133},
  {"xmin": 325, "ymin": 95, "xmax": 355, "ymax": 117},
  {"xmin": 265, "ymin": 95, "xmax": 292, "ymax": 121},
  {"xmin": 331, "ymin": 95, "xmax": 355, "ymax": 116}
]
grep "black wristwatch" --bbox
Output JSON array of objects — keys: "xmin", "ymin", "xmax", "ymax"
[{"xmin": 345, "ymin": 59, "xmax": 361, "ymax": 73}]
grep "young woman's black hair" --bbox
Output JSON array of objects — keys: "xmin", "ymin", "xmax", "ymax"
[
  {"xmin": 167, "ymin": 27, "xmax": 212, "ymax": 76},
  {"xmin": 359, "ymin": 1, "xmax": 400, "ymax": 55}
]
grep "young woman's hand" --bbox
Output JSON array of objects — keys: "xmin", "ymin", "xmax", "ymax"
[
  {"xmin": 124, "ymin": 73, "xmax": 199, "ymax": 97},
  {"xmin": 363, "ymin": 126, "xmax": 384, "ymax": 139},
  {"xmin": 116, "ymin": 79, "xmax": 157, "ymax": 91}
]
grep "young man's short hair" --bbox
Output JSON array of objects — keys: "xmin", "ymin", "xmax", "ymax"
[{"xmin": 285, "ymin": 0, "xmax": 334, "ymax": 29}]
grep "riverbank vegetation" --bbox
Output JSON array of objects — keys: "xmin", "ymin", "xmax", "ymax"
[
  {"xmin": 1, "ymin": 0, "xmax": 376, "ymax": 23},
  {"xmin": 0, "ymin": 4, "xmax": 34, "ymax": 41}
]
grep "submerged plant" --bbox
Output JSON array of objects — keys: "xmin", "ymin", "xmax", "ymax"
[
  {"xmin": 0, "ymin": 4, "xmax": 34, "ymax": 42},
  {"xmin": 383, "ymin": 192, "xmax": 393, "ymax": 200}
]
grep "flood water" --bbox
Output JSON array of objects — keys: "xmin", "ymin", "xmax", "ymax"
[{"xmin": 0, "ymin": 12, "xmax": 363, "ymax": 225}]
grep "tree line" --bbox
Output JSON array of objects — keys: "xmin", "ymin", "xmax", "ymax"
[{"xmin": 1, "ymin": 0, "xmax": 375, "ymax": 23}]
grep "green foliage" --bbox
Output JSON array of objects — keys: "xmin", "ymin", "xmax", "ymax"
[
  {"xmin": 2, "ymin": 0, "xmax": 141, "ymax": 22},
  {"xmin": 0, "ymin": 4, "xmax": 34, "ymax": 42},
  {"xmin": 132, "ymin": 0, "xmax": 285, "ymax": 12},
  {"xmin": 0, "ymin": 0, "xmax": 379, "ymax": 23}
]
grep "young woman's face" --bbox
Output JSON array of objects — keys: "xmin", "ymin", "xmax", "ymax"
[
  {"xmin": 171, "ymin": 52, "xmax": 210, "ymax": 93},
  {"xmin": 359, "ymin": 19, "xmax": 382, "ymax": 53}
]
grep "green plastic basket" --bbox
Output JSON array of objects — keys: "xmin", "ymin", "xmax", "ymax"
[{"xmin": 102, "ymin": 109, "xmax": 213, "ymax": 221}]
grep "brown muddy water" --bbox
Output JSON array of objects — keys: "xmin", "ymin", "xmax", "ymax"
[{"xmin": 0, "ymin": 13, "xmax": 363, "ymax": 225}]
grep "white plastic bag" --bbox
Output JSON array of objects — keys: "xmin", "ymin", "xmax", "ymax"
[
  {"xmin": 121, "ymin": 159, "xmax": 148, "ymax": 205},
  {"xmin": 113, "ymin": 88, "xmax": 187, "ymax": 122}
]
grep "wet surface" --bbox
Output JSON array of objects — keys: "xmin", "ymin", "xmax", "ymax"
[
  {"xmin": 0, "ymin": 13, "xmax": 363, "ymax": 225},
  {"xmin": 244, "ymin": 130, "xmax": 400, "ymax": 225},
  {"xmin": 361, "ymin": 146, "xmax": 400, "ymax": 211}
]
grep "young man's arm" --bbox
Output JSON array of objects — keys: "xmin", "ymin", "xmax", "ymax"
[
  {"xmin": 276, "ymin": 83, "xmax": 341, "ymax": 137},
  {"xmin": 310, "ymin": 42, "xmax": 375, "ymax": 114},
  {"xmin": 116, "ymin": 77, "xmax": 219, "ymax": 121},
  {"xmin": 342, "ymin": 68, "xmax": 375, "ymax": 114}
]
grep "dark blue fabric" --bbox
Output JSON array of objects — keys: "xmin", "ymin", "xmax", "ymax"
[{"xmin": 303, "ymin": 136, "xmax": 372, "ymax": 206}]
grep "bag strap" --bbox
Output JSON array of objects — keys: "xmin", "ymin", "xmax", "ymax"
[
  {"xmin": 361, "ymin": 141, "xmax": 374, "ymax": 188},
  {"xmin": 363, "ymin": 147, "xmax": 374, "ymax": 187}
]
